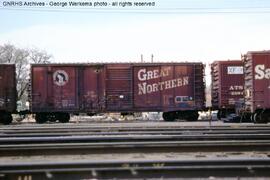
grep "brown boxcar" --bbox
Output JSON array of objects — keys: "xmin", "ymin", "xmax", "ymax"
[
  {"xmin": 30, "ymin": 63, "xmax": 205, "ymax": 123},
  {"xmin": 0, "ymin": 64, "xmax": 17, "ymax": 124},
  {"xmin": 211, "ymin": 60, "xmax": 244, "ymax": 119},
  {"xmin": 242, "ymin": 51, "xmax": 270, "ymax": 123}
]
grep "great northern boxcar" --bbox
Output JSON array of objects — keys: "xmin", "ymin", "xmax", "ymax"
[
  {"xmin": 30, "ymin": 63, "xmax": 205, "ymax": 123},
  {"xmin": 242, "ymin": 51, "xmax": 270, "ymax": 123},
  {"xmin": 0, "ymin": 64, "xmax": 17, "ymax": 124},
  {"xmin": 211, "ymin": 60, "xmax": 244, "ymax": 119}
]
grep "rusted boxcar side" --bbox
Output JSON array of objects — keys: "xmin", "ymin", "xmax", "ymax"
[
  {"xmin": 133, "ymin": 63, "xmax": 205, "ymax": 121},
  {"xmin": 0, "ymin": 64, "xmax": 17, "ymax": 124},
  {"xmin": 211, "ymin": 60, "xmax": 244, "ymax": 119},
  {"xmin": 242, "ymin": 51, "xmax": 270, "ymax": 123},
  {"xmin": 30, "ymin": 64, "xmax": 106, "ymax": 123},
  {"xmin": 31, "ymin": 63, "xmax": 205, "ymax": 123}
]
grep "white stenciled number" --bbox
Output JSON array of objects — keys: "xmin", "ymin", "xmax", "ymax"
[{"xmin": 227, "ymin": 66, "xmax": 243, "ymax": 74}]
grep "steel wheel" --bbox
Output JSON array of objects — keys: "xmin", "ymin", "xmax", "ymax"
[
  {"xmin": 58, "ymin": 113, "xmax": 70, "ymax": 123},
  {"xmin": 35, "ymin": 113, "xmax": 48, "ymax": 124},
  {"xmin": 162, "ymin": 112, "xmax": 175, "ymax": 122},
  {"xmin": 0, "ymin": 113, "xmax": 12, "ymax": 125}
]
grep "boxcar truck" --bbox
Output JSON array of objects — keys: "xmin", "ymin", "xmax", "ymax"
[
  {"xmin": 211, "ymin": 60, "xmax": 244, "ymax": 119},
  {"xmin": 242, "ymin": 51, "xmax": 270, "ymax": 123},
  {"xmin": 30, "ymin": 63, "xmax": 205, "ymax": 123},
  {"xmin": 0, "ymin": 64, "xmax": 17, "ymax": 124}
]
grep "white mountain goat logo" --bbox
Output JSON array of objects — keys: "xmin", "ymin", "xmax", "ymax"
[{"xmin": 53, "ymin": 70, "xmax": 69, "ymax": 86}]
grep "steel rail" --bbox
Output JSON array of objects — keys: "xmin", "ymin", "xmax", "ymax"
[
  {"xmin": 1, "ymin": 126, "xmax": 270, "ymax": 137},
  {"xmin": 1, "ymin": 129, "xmax": 270, "ymax": 137},
  {"xmin": 1, "ymin": 134, "xmax": 270, "ymax": 144},
  {"xmin": 1, "ymin": 124, "xmax": 270, "ymax": 130},
  {"xmin": 1, "ymin": 159, "xmax": 270, "ymax": 179},
  {"xmin": 0, "ymin": 140, "xmax": 270, "ymax": 156}
]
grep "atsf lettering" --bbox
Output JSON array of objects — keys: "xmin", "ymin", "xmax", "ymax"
[
  {"xmin": 229, "ymin": 85, "xmax": 243, "ymax": 91},
  {"xmin": 229, "ymin": 85, "xmax": 244, "ymax": 96}
]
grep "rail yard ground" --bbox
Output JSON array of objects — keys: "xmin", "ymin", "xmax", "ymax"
[
  {"xmin": 11, "ymin": 111, "xmax": 224, "ymax": 124},
  {"xmin": 1, "ymin": 115, "xmax": 270, "ymax": 179}
]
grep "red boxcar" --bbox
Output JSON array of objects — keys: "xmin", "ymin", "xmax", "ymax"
[
  {"xmin": 242, "ymin": 51, "xmax": 270, "ymax": 123},
  {"xmin": 30, "ymin": 63, "xmax": 205, "ymax": 123},
  {"xmin": 0, "ymin": 64, "xmax": 17, "ymax": 124},
  {"xmin": 211, "ymin": 60, "xmax": 244, "ymax": 119}
]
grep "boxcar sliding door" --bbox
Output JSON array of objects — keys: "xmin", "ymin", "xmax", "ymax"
[
  {"xmin": 79, "ymin": 66, "xmax": 105, "ymax": 112},
  {"xmin": 105, "ymin": 64, "xmax": 133, "ymax": 111}
]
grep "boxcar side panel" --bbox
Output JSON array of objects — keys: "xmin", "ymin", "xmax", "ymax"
[
  {"xmin": 51, "ymin": 66, "xmax": 78, "ymax": 110},
  {"xmin": 133, "ymin": 65, "xmax": 162, "ymax": 110},
  {"xmin": 79, "ymin": 66, "xmax": 106, "ymax": 112},
  {"xmin": 173, "ymin": 65, "xmax": 195, "ymax": 110},
  {"xmin": 251, "ymin": 53, "xmax": 270, "ymax": 111},
  {"xmin": 211, "ymin": 61, "xmax": 244, "ymax": 109},
  {"xmin": 0, "ymin": 64, "xmax": 17, "ymax": 112},
  {"xmin": 31, "ymin": 67, "xmax": 47, "ymax": 111},
  {"xmin": 133, "ymin": 64, "xmax": 199, "ymax": 112},
  {"xmin": 219, "ymin": 62, "xmax": 244, "ymax": 108},
  {"xmin": 32, "ymin": 66, "xmax": 79, "ymax": 112},
  {"xmin": 160, "ymin": 65, "xmax": 174, "ymax": 109}
]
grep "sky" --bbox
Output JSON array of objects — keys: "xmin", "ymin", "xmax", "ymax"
[{"xmin": 1, "ymin": 0, "xmax": 270, "ymax": 84}]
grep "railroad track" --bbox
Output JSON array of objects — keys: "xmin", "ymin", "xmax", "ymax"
[
  {"xmin": 1, "ymin": 123, "xmax": 270, "ymax": 134},
  {"xmin": 1, "ymin": 123, "xmax": 270, "ymax": 179},
  {"xmin": 2, "ymin": 158, "xmax": 270, "ymax": 179},
  {"xmin": 1, "ymin": 124, "xmax": 270, "ymax": 155}
]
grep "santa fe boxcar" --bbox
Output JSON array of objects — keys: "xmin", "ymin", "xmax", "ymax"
[
  {"xmin": 211, "ymin": 60, "xmax": 244, "ymax": 119},
  {"xmin": 242, "ymin": 51, "xmax": 270, "ymax": 123},
  {"xmin": 30, "ymin": 63, "xmax": 205, "ymax": 123},
  {"xmin": 0, "ymin": 64, "xmax": 17, "ymax": 124}
]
